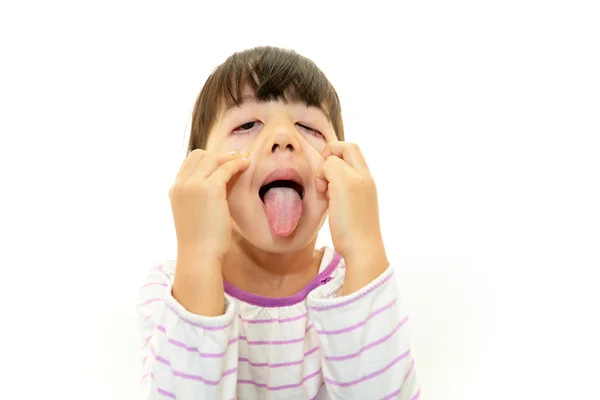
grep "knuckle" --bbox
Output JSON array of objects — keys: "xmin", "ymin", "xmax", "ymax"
[
  {"xmin": 203, "ymin": 183, "xmax": 222, "ymax": 197},
  {"xmin": 169, "ymin": 182, "xmax": 185, "ymax": 198},
  {"xmin": 189, "ymin": 148, "xmax": 206, "ymax": 160},
  {"xmin": 196, "ymin": 181, "xmax": 210, "ymax": 193}
]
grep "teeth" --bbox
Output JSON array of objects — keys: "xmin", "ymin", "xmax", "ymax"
[{"xmin": 259, "ymin": 180, "xmax": 304, "ymax": 202}]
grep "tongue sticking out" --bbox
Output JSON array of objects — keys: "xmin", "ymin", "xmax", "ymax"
[{"xmin": 263, "ymin": 187, "xmax": 304, "ymax": 237}]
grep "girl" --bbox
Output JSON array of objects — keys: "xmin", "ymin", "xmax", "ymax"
[{"xmin": 137, "ymin": 46, "xmax": 419, "ymax": 399}]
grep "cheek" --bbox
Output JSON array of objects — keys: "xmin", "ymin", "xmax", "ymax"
[
  {"xmin": 214, "ymin": 135, "xmax": 255, "ymax": 153},
  {"xmin": 298, "ymin": 138, "xmax": 326, "ymax": 172},
  {"xmin": 304, "ymin": 135, "xmax": 327, "ymax": 153}
]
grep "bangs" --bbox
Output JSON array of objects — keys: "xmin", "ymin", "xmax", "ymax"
[{"xmin": 214, "ymin": 47, "xmax": 339, "ymax": 119}]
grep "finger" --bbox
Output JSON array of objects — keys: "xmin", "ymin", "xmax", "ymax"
[
  {"xmin": 315, "ymin": 173, "xmax": 328, "ymax": 194},
  {"xmin": 316, "ymin": 155, "xmax": 355, "ymax": 183},
  {"xmin": 322, "ymin": 142, "xmax": 369, "ymax": 171},
  {"xmin": 176, "ymin": 149, "xmax": 207, "ymax": 178},
  {"xmin": 205, "ymin": 157, "xmax": 250, "ymax": 186},
  {"xmin": 177, "ymin": 150, "xmax": 247, "ymax": 178},
  {"xmin": 191, "ymin": 151, "xmax": 248, "ymax": 180}
]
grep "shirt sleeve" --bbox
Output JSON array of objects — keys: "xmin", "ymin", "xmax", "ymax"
[
  {"xmin": 136, "ymin": 262, "xmax": 239, "ymax": 400},
  {"xmin": 307, "ymin": 263, "xmax": 420, "ymax": 400}
]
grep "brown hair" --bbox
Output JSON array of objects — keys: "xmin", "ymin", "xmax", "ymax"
[{"xmin": 187, "ymin": 46, "xmax": 344, "ymax": 154}]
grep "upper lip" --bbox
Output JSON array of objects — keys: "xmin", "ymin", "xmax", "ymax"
[{"xmin": 261, "ymin": 167, "xmax": 305, "ymax": 188}]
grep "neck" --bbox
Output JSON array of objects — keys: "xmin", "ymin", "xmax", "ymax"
[{"xmin": 222, "ymin": 232, "xmax": 324, "ymax": 298}]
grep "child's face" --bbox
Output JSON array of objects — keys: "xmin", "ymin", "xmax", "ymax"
[{"xmin": 205, "ymin": 93, "xmax": 338, "ymax": 254}]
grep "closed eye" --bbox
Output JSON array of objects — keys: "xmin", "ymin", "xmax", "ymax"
[
  {"xmin": 232, "ymin": 121, "xmax": 323, "ymax": 138},
  {"xmin": 232, "ymin": 121, "xmax": 261, "ymax": 134},
  {"xmin": 296, "ymin": 123, "xmax": 324, "ymax": 138}
]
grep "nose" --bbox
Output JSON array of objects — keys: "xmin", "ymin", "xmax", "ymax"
[{"xmin": 266, "ymin": 125, "xmax": 301, "ymax": 154}]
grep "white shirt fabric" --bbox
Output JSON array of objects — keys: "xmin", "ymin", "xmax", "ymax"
[{"xmin": 137, "ymin": 247, "xmax": 420, "ymax": 399}]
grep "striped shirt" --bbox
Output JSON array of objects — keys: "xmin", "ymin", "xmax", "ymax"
[{"xmin": 137, "ymin": 247, "xmax": 419, "ymax": 399}]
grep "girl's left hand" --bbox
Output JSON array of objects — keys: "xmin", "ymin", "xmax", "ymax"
[{"xmin": 315, "ymin": 141, "xmax": 387, "ymax": 264}]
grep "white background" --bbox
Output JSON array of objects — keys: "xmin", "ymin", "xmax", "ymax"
[{"xmin": 1, "ymin": 1, "xmax": 599, "ymax": 399}]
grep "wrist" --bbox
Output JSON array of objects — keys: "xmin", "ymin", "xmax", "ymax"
[
  {"xmin": 342, "ymin": 239, "xmax": 388, "ymax": 267},
  {"xmin": 340, "ymin": 241, "xmax": 389, "ymax": 297},
  {"xmin": 172, "ymin": 254, "xmax": 225, "ymax": 317},
  {"xmin": 177, "ymin": 245, "xmax": 225, "ymax": 266}
]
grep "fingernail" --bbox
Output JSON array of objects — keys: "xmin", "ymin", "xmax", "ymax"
[
  {"xmin": 228, "ymin": 151, "xmax": 237, "ymax": 155},
  {"xmin": 239, "ymin": 152, "xmax": 248, "ymax": 157}
]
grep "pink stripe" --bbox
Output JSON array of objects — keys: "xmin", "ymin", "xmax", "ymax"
[
  {"xmin": 412, "ymin": 389, "xmax": 421, "ymax": 399},
  {"xmin": 310, "ymin": 381, "xmax": 326, "ymax": 400},
  {"xmin": 171, "ymin": 336, "xmax": 239, "ymax": 357},
  {"xmin": 309, "ymin": 270, "xmax": 394, "ymax": 311},
  {"xmin": 381, "ymin": 388, "xmax": 401, "ymax": 400},
  {"xmin": 237, "ymin": 368, "xmax": 321, "ymax": 391},
  {"xmin": 403, "ymin": 358, "xmax": 415, "ymax": 382},
  {"xmin": 324, "ymin": 352, "xmax": 409, "ymax": 387},
  {"xmin": 155, "ymin": 324, "xmax": 237, "ymax": 356},
  {"xmin": 157, "ymin": 387, "xmax": 175, "ymax": 398},
  {"xmin": 151, "ymin": 344, "xmax": 238, "ymax": 385},
  {"xmin": 238, "ymin": 345, "xmax": 319, "ymax": 368},
  {"xmin": 137, "ymin": 298, "xmax": 162, "ymax": 307},
  {"xmin": 155, "ymin": 354, "xmax": 169, "ymax": 365},
  {"xmin": 142, "ymin": 282, "xmax": 168, "ymax": 289},
  {"xmin": 316, "ymin": 298, "xmax": 397, "ymax": 335},
  {"xmin": 174, "ymin": 367, "xmax": 237, "ymax": 384},
  {"xmin": 238, "ymin": 311, "xmax": 307, "ymax": 324},
  {"xmin": 324, "ymin": 319, "xmax": 408, "ymax": 362},
  {"xmin": 381, "ymin": 366, "xmax": 419, "ymax": 400},
  {"xmin": 239, "ymin": 324, "xmax": 313, "ymax": 345},
  {"xmin": 171, "ymin": 336, "xmax": 238, "ymax": 357},
  {"xmin": 239, "ymin": 336, "xmax": 305, "ymax": 345},
  {"xmin": 140, "ymin": 334, "xmax": 153, "ymax": 350},
  {"xmin": 155, "ymin": 321, "xmax": 309, "ymax": 354},
  {"xmin": 139, "ymin": 315, "xmax": 156, "ymax": 326},
  {"xmin": 380, "ymin": 364, "xmax": 416, "ymax": 400},
  {"xmin": 164, "ymin": 302, "xmax": 233, "ymax": 331},
  {"xmin": 140, "ymin": 372, "xmax": 151, "ymax": 383}
]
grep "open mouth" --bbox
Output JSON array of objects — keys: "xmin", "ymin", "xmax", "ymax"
[{"xmin": 259, "ymin": 180, "xmax": 305, "ymax": 202}]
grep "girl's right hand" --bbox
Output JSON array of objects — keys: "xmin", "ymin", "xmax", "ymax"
[{"xmin": 168, "ymin": 149, "xmax": 250, "ymax": 262}]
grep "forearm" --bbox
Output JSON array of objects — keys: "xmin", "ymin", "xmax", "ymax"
[
  {"xmin": 308, "ymin": 263, "xmax": 418, "ymax": 399},
  {"xmin": 341, "ymin": 242, "xmax": 389, "ymax": 296},
  {"xmin": 138, "ymin": 261, "xmax": 239, "ymax": 399},
  {"xmin": 172, "ymin": 251, "xmax": 225, "ymax": 316}
]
